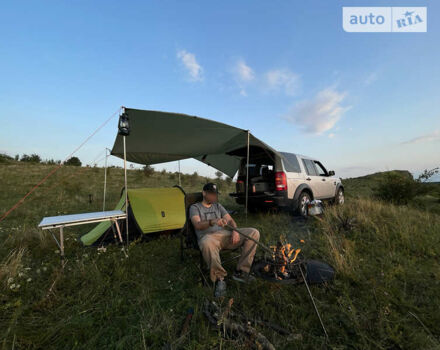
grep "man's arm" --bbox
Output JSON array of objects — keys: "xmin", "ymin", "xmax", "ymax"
[
  {"xmin": 218, "ymin": 203, "xmax": 236, "ymax": 229},
  {"xmin": 190, "ymin": 214, "xmax": 218, "ymax": 231},
  {"xmin": 219, "ymin": 204, "xmax": 240, "ymax": 244},
  {"xmin": 222, "ymin": 213, "xmax": 237, "ymax": 229}
]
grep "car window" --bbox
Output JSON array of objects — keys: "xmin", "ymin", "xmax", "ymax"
[
  {"xmin": 280, "ymin": 152, "xmax": 301, "ymax": 173},
  {"xmin": 302, "ymin": 159, "xmax": 318, "ymax": 176},
  {"xmin": 314, "ymin": 161, "xmax": 328, "ymax": 176}
]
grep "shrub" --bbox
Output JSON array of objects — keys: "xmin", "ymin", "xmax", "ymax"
[
  {"xmin": 20, "ymin": 153, "xmax": 41, "ymax": 163},
  {"xmin": 373, "ymin": 171, "xmax": 420, "ymax": 205},
  {"xmin": 64, "ymin": 156, "xmax": 82, "ymax": 166},
  {"xmin": 0, "ymin": 153, "xmax": 14, "ymax": 163},
  {"xmin": 43, "ymin": 159, "xmax": 61, "ymax": 165}
]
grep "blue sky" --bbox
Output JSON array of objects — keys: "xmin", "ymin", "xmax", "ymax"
[{"xmin": 0, "ymin": 0, "xmax": 439, "ymax": 179}]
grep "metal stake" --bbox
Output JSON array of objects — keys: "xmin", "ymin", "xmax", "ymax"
[
  {"xmin": 103, "ymin": 148, "xmax": 109, "ymax": 211},
  {"xmin": 299, "ymin": 263, "xmax": 329, "ymax": 340}
]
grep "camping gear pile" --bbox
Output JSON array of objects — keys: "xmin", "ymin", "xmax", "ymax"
[{"xmin": 306, "ymin": 199, "xmax": 324, "ymax": 216}]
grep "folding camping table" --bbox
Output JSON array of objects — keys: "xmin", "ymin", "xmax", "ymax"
[{"xmin": 38, "ymin": 210, "xmax": 127, "ymax": 262}]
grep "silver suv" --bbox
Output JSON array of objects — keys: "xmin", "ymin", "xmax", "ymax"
[{"xmin": 230, "ymin": 151, "xmax": 344, "ymax": 216}]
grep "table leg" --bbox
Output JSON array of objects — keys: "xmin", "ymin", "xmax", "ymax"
[
  {"xmin": 113, "ymin": 219, "xmax": 124, "ymax": 243},
  {"xmin": 60, "ymin": 226, "xmax": 65, "ymax": 264},
  {"xmin": 113, "ymin": 219, "xmax": 129, "ymax": 258}
]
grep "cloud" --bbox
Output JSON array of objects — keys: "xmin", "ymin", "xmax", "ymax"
[
  {"xmin": 234, "ymin": 59, "xmax": 255, "ymax": 82},
  {"xmin": 177, "ymin": 50, "xmax": 203, "ymax": 81},
  {"xmin": 232, "ymin": 59, "xmax": 255, "ymax": 96},
  {"xmin": 264, "ymin": 69, "xmax": 300, "ymax": 96},
  {"xmin": 401, "ymin": 130, "xmax": 440, "ymax": 145},
  {"xmin": 283, "ymin": 87, "xmax": 350, "ymax": 135}
]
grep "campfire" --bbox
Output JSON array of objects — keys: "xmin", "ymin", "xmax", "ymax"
[{"xmin": 253, "ymin": 237, "xmax": 306, "ymax": 284}]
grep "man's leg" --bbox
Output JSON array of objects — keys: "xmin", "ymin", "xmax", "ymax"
[
  {"xmin": 198, "ymin": 231, "xmax": 231, "ymax": 283},
  {"xmin": 234, "ymin": 227, "xmax": 260, "ymax": 273}
]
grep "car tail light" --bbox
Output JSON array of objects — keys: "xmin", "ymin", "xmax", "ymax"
[
  {"xmin": 237, "ymin": 179, "xmax": 244, "ymax": 192},
  {"xmin": 275, "ymin": 172, "xmax": 287, "ymax": 191}
]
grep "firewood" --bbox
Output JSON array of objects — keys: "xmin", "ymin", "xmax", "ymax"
[{"xmin": 203, "ymin": 299, "xmax": 276, "ymax": 350}]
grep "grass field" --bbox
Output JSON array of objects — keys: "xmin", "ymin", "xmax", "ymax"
[{"xmin": 1, "ymin": 161, "xmax": 440, "ymax": 349}]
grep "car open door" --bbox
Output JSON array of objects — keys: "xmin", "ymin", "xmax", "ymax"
[
  {"xmin": 301, "ymin": 158, "xmax": 325, "ymax": 198},
  {"xmin": 313, "ymin": 160, "xmax": 336, "ymax": 198}
]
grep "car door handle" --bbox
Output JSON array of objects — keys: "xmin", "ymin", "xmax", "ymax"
[{"xmin": 306, "ymin": 177, "xmax": 311, "ymax": 181}]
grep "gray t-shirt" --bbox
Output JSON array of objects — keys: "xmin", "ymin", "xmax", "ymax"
[{"xmin": 189, "ymin": 202, "xmax": 228, "ymax": 240}]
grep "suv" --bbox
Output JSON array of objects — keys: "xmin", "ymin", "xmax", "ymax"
[{"xmin": 229, "ymin": 151, "xmax": 344, "ymax": 216}]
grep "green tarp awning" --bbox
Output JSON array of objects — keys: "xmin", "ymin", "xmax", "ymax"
[{"xmin": 110, "ymin": 108, "xmax": 280, "ymax": 178}]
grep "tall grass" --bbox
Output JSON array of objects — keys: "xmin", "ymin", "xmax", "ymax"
[{"xmin": 1, "ymin": 163, "xmax": 440, "ymax": 349}]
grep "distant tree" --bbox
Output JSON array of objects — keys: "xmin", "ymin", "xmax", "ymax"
[
  {"xmin": 20, "ymin": 153, "xmax": 41, "ymax": 163},
  {"xmin": 44, "ymin": 159, "xmax": 57, "ymax": 165},
  {"xmin": 0, "ymin": 153, "xmax": 14, "ymax": 163},
  {"xmin": 14, "ymin": 154, "xmax": 19, "ymax": 161},
  {"xmin": 143, "ymin": 165, "xmax": 155, "ymax": 177},
  {"xmin": 225, "ymin": 177, "xmax": 232, "ymax": 185},
  {"xmin": 215, "ymin": 171, "xmax": 223, "ymax": 179},
  {"xmin": 190, "ymin": 171, "xmax": 199, "ymax": 186},
  {"xmin": 417, "ymin": 167, "xmax": 439, "ymax": 182},
  {"xmin": 64, "ymin": 156, "xmax": 82, "ymax": 166}
]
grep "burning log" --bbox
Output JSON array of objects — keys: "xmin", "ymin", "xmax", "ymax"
[{"xmin": 264, "ymin": 239, "xmax": 304, "ymax": 282}]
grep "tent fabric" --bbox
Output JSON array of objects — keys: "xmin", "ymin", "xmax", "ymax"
[
  {"xmin": 79, "ymin": 190, "xmax": 126, "ymax": 246},
  {"xmin": 127, "ymin": 187, "xmax": 185, "ymax": 234},
  {"xmin": 79, "ymin": 187, "xmax": 185, "ymax": 246},
  {"xmin": 110, "ymin": 108, "xmax": 281, "ymax": 178}
]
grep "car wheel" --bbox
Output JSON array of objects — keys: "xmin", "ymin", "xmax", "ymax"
[
  {"xmin": 296, "ymin": 192, "xmax": 311, "ymax": 217},
  {"xmin": 335, "ymin": 188, "xmax": 344, "ymax": 205}
]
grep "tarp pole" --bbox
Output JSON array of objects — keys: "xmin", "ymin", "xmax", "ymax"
[
  {"xmin": 123, "ymin": 135, "xmax": 129, "ymax": 246},
  {"xmin": 245, "ymin": 130, "xmax": 250, "ymax": 223},
  {"xmin": 178, "ymin": 160, "xmax": 181, "ymax": 186},
  {"xmin": 103, "ymin": 148, "xmax": 109, "ymax": 211}
]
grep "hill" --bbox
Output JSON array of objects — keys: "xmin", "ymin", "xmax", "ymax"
[
  {"xmin": 343, "ymin": 170, "xmax": 440, "ymax": 215},
  {"xmin": 1, "ymin": 163, "xmax": 440, "ymax": 349}
]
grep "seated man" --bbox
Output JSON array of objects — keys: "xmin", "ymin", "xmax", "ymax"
[{"xmin": 189, "ymin": 182, "xmax": 260, "ymax": 297}]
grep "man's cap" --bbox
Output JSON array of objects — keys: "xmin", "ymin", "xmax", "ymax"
[{"xmin": 203, "ymin": 182, "xmax": 220, "ymax": 194}]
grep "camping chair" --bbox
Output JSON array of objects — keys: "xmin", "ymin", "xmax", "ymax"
[{"xmin": 179, "ymin": 191, "xmax": 240, "ymax": 284}]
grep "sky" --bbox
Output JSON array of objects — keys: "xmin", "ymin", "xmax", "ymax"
[{"xmin": 0, "ymin": 0, "xmax": 439, "ymax": 180}]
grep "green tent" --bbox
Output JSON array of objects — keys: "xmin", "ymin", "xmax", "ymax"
[{"xmin": 80, "ymin": 187, "xmax": 185, "ymax": 246}]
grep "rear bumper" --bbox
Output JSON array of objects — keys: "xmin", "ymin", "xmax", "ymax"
[{"xmin": 229, "ymin": 191, "xmax": 289, "ymax": 208}]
